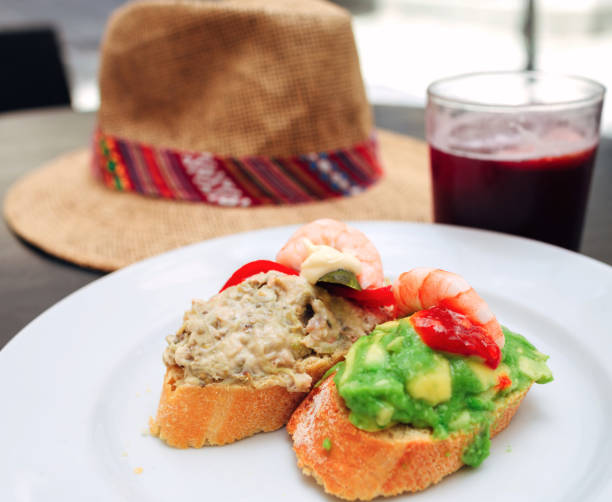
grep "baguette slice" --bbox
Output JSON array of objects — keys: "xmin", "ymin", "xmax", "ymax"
[
  {"xmin": 150, "ymin": 358, "xmax": 334, "ymax": 448},
  {"xmin": 149, "ymin": 271, "xmax": 390, "ymax": 448},
  {"xmin": 287, "ymin": 374, "xmax": 530, "ymax": 500}
]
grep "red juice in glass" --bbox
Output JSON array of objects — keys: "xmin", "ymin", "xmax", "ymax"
[
  {"xmin": 426, "ymin": 72, "xmax": 604, "ymax": 251},
  {"xmin": 430, "ymin": 130, "xmax": 597, "ymax": 250}
]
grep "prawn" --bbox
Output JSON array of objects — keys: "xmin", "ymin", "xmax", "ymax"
[
  {"xmin": 276, "ymin": 219, "xmax": 384, "ymax": 289},
  {"xmin": 393, "ymin": 267, "xmax": 504, "ymax": 348}
]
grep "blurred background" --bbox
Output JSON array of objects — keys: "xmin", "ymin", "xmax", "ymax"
[
  {"xmin": 2, "ymin": 0, "xmax": 612, "ymax": 341},
  {"xmin": 1, "ymin": 0, "xmax": 612, "ymax": 131}
]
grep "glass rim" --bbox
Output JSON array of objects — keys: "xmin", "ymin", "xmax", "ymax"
[{"xmin": 427, "ymin": 71, "xmax": 606, "ymax": 111}]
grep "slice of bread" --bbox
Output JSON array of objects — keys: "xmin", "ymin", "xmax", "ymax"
[
  {"xmin": 150, "ymin": 271, "xmax": 390, "ymax": 448},
  {"xmin": 150, "ymin": 358, "xmax": 333, "ymax": 448},
  {"xmin": 287, "ymin": 374, "xmax": 530, "ymax": 500}
]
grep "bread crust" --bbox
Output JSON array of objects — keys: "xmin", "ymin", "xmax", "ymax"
[
  {"xmin": 150, "ymin": 360, "xmax": 334, "ymax": 447},
  {"xmin": 287, "ymin": 375, "xmax": 530, "ymax": 500}
]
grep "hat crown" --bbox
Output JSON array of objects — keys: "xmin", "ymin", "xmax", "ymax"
[{"xmin": 98, "ymin": 0, "xmax": 372, "ymax": 156}]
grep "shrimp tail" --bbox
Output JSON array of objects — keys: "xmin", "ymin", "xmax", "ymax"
[{"xmin": 393, "ymin": 268, "xmax": 505, "ymax": 349}]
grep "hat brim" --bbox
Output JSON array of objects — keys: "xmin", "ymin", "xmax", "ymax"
[{"xmin": 3, "ymin": 129, "xmax": 431, "ymax": 271}]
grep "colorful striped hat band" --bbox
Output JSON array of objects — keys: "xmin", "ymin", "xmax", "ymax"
[{"xmin": 91, "ymin": 129, "xmax": 384, "ymax": 207}]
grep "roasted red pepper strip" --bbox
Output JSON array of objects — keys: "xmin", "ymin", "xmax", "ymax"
[
  {"xmin": 496, "ymin": 374, "xmax": 512, "ymax": 391},
  {"xmin": 220, "ymin": 260, "xmax": 394, "ymax": 309},
  {"xmin": 410, "ymin": 305, "xmax": 501, "ymax": 368},
  {"xmin": 323, "ymin": 284, "xmax": 395, "ymax": 309},
  {"xmin": 219, "ymin": 260, "xmax": 299, "ymax": 292}
]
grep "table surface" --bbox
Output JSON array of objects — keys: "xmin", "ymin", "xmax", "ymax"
[{"xmin": 1, "ymin": 105, "xmax": 611, "ymax": 348}]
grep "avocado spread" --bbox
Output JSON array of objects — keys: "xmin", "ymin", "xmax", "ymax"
[{"xmin": 333, "ymin": 318, "xmax": 553, "ymax": 467}]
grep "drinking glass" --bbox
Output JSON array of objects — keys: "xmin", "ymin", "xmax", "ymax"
[{"xmin": 426, "ymin": 71, "xmax": 605, "ymax": 251}]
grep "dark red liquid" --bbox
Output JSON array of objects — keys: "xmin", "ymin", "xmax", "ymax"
[{"xmin": 430, "ymin": 145, "xmax": 597, "ymax": 250}]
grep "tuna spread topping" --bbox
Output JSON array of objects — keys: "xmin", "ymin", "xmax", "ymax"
[{"xmin": 163, "ymin": 271, "xmax": 386, "ymax": 392}]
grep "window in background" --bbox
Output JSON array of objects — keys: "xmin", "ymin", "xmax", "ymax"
[{"xmin": 343, "ymin": 0, "xmax": 612, "ymax": 131}]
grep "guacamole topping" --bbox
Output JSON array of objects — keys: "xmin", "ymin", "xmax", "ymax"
[{"xmin": 333, "ymin": 318, "xmax": 553, "ymax": 467}]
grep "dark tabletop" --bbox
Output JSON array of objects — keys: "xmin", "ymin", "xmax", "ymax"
[{"xmin": 1, "ymin": 105, "xmax": 611, "ymax": 348}]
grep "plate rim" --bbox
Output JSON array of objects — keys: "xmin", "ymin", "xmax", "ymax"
[{"xmin": 2, "ymin": 221, "xmax": 611, "ymax": 501}]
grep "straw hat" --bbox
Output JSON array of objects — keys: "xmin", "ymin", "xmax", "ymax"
[{"xmin": 4, "ymin": 0, "xmax": 430, "ymax": 271}]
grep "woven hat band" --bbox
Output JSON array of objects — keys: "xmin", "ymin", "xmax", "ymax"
[{"xmin": 91, "ymin": 129, "xmax": 384, "ymax": 207}]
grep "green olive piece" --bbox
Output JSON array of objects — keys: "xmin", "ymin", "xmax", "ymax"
[{"xmin": 317, "ymin": 269, "xmax": 362, "ymax": 290}]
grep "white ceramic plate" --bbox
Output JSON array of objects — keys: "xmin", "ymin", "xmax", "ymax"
[{"xmin": 2, "ymin": 222, "xmax": 611, "ymax": 501}]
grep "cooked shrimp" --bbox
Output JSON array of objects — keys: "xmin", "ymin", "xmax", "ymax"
[
  {"xmin": 393, "ymin": 267, "xmax": 504, "ymax": 348},
  {"xmin": 276, "ymin": 219, "xmax": 384, "ymax": 289}
]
